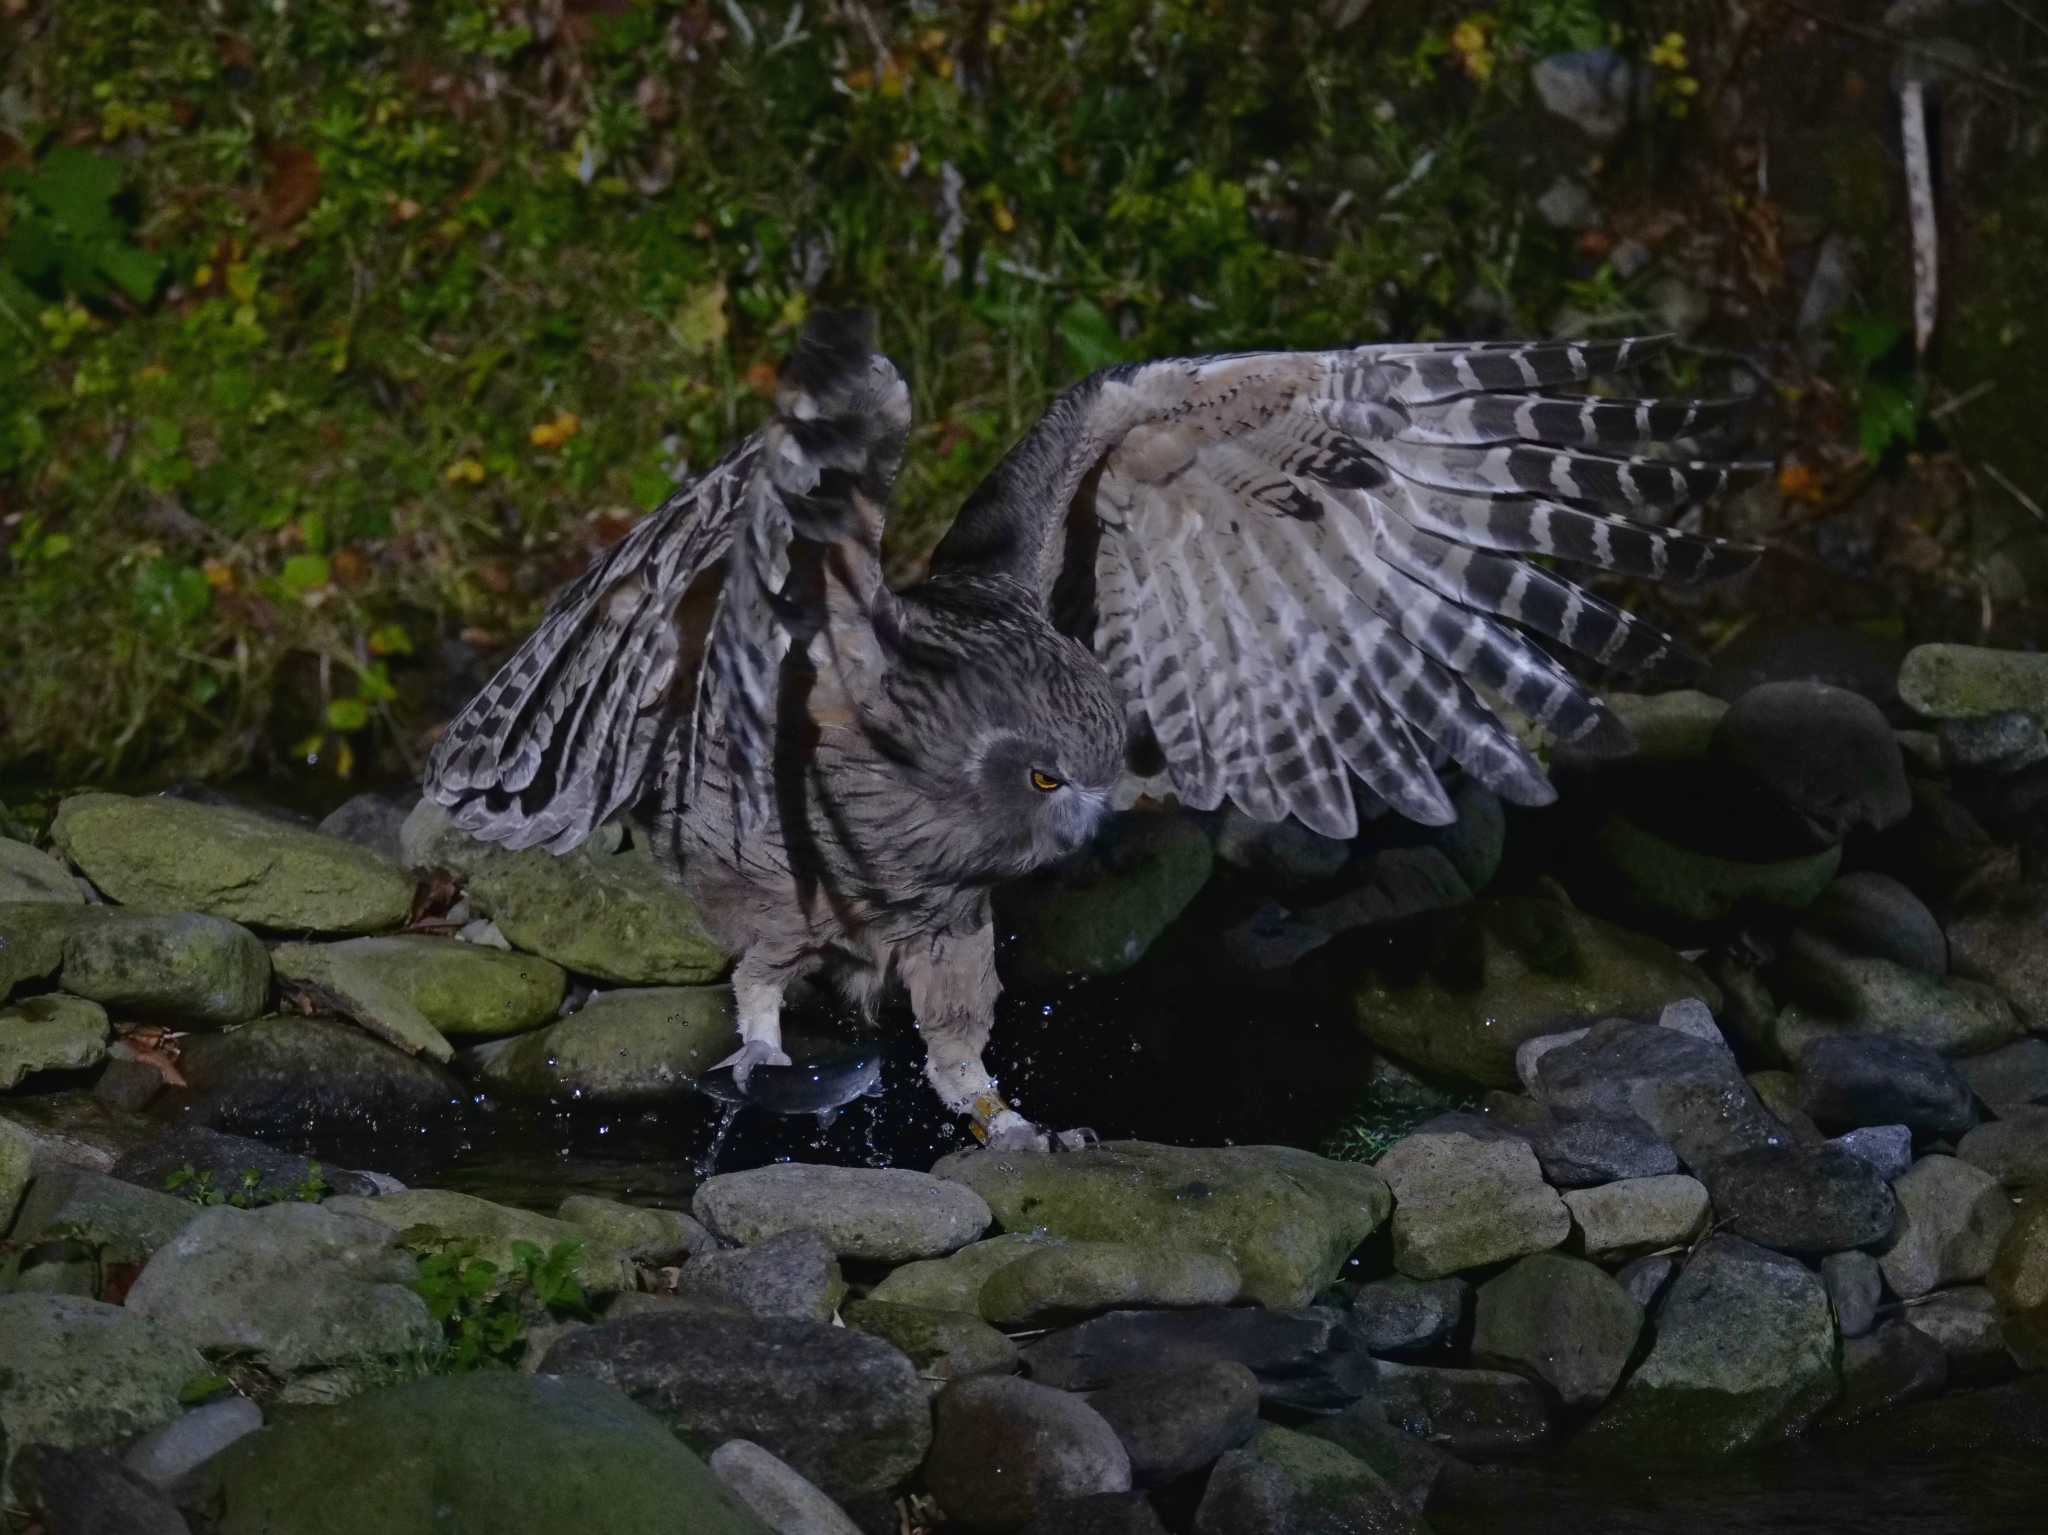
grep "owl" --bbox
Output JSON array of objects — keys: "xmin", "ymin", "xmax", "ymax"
[{"xmin": 423, "ymin": 312, "xmax": 1759, "ymax": 1149}]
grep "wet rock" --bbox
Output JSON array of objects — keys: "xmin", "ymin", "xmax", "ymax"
[
  {"xmin": 925, "ymin": 1375, "xmax": 1130, "ymax": 1531},
  {"xmin": 401, "ymin": 800, "xmax": 729, "ymax": 985},
  {"xmin": 1906, "ymin": 1287, "xmax": 2016, "ymax": 1384},
  {"xmin": 1532, "ymin": 1018, "xmax": 1782, "ymax": 1171},
  {"xmin": 1019, "ymin": 1493, "xmax": 1169, "ymax": 1535},
  {"xmin": 1473, "ymin": 1253, "xmax": 1643, "ymax": 1407},
  {"xmin": 1940, "ymin": 710, "xmax": 2048, "ymax": 773},
  {"xmin": 1771, "ymin": 933, "xmax": 2023, "ymax": 1062},
  {"xmin": 1878, "ymin": 1155, "xmax": 2016, "ymax": 1298},
  {"xmin": 1295, "ymin": 1400, "xmax": 1449, "ymax": 1512},
  {"xmin": 1948, "ymin": 884, "xmax": 2048, "ymax": 1029},
  {"xmin": 1703, "ymin": 1145, "xmax": 1897, "ymax": 1255},
  {"xmin": 674, "ymin": 1230, "xmax": 844, "ymax": 1321},
  {"xmin": 463, "ymin": 985, "xmax": 738, "ymax": 1101},
  {"xmin": 557, "ymin": 1194, "xmax": 711, "ymax": 1261},
  {"xmin": 1580, "ymin": 1237, "xmax": 1837, "ymax": 1461},
  {"xmin": 1341, "ymin": 896, "xmax": 1719, "ymax": 1089},
  {"xmin": 176, "ymin": 1015, "xmax": 460, "ymax": 1135},
  {"xmin": 1712, "ymin": 682, "xmax": 1910, "ymax": 838},
  {"xmin": 125, "ymin": 1202, "xmax": 435, "ymax": 1372},
  {"xmin": 0, "ymin": 992, "xmax": 109, "ymax": 1087},
  {"xmin": 1342, "ymin": 1276, "xmax": 1468, "ymax": 1355},
  {"xmin": 1990, "ymin": 1201, "xmax": 2048, "ymax": 1367},
  {"xmin": 1021, "ymin": 1307, "xmax": 1373, "ymax": 1412},
  {"xmin": 1958, "ymin": 1105, "xmax": 2048, "ymax": 1189},
  {"xmin": 111, "ymin": 1124, "xmax": 377, "ymax": 1205},
  {"xmin": 540, "ymin": 1312, "xmax": 929, "ymax": 1502},
  {"xmin": 0, "ymin": 839, "xmax": 83, "ymax": 905},
  {"xmin": 11, "ymin": 1444, "xmax": 192, "ymax": 1535},
  {"xmin": 56, "ymin": 910, "xmax": 269, "ymax": 1025},
  {"xmin": 1829, "ymin": 1123, "xmax": 1914, "ymax": 1182},
  {"xmin": 0, "ymin": 1295, "xmax": 207, "ymax": 1497},
  {"xmin": 867, "ymin": 1233, "xmax": 1055, "ymax": 1312},
  {"xmin": 1615, "ymin": 1253, "xmax": 1676, "ymax": 1309},
  {"xmin": 1531, "ymin": 47, "xmax": 1634, "ymax": 141},
  {"xmin": 1957, "ymin": 1039, "xmax": 2048, "ymax": 1111},
  {"xmin": 979, "ymin": 1241, "xmax": 1239, "ymax": 1327},
  {"xmin": 1824, "ymin": 1320, "xmax": 1949, "ymax": 1426},
  {"xmin": 315, "ymin": 792, "xmax": 411, "ymax": 864},
  {"xmin": 697, "ymin": 1164, "xmax": 989, "ymax": 1263},
  {"xmin": 1823, "ymin": 1250, "xmax": 1883, "ymax": 1338},
  {"xmin": 51, "ymin": 793, "xmax": 412, "ymax": 934},
  {"xmin": 1590, "ymin": 812, "xmax": 1841, "ymax": 928},
  {"xmin": 1897, "ymin": 643, "xmax": 2048, "ymax": 724},
  {"xmin": 1084, "ymin": 1361, "xmax": 1259, "ymax": 1486},
  {"xmin": 10, "ymin": 1165, "xmax": 198, "ymax": 1268},
  {"xmin": 274, "ymin": 937, "xmax": 564, "ymax": 1061},
  {"xmin": 1193, "ymin": 1425, "xmax": 1425, "ymax": 1535},
  {"xmin": 95, "ymin": 1057, "xmax": 166, "ymax": 1113},
  {"xmin": 1372, "ymin": 1362, "xmax": 1553, "ymax": 1458},
  {"xmin": 709, "ymin": 1439, "xmax": 862, "ymax": 1535},
  {"xmin": 0, "ymin": 1090, "xmax": 158, "ymax": 1174},
  {"xmin": 995, "ymin": 811, "xmax": 1213, "ymax": 983},
  {"xmin": 1797, "ymin": 1035, "xmax": 1976, "ymax": 1139},
  {"xmin": 122, "ymin": 1397, "xmax": 265, "ymax": 1489},
  {"xmin": 1212, "ymin": 808, "xmax": 1351, "ymax": 886},
  {"xmin": 1375, "ymin": 1130, "xmax": 1568, "ymax": 1279},
  {"xmin": 323, "ymin": 1188, "xmax": 635, "ymax": 1292},
  {"xmin": 1562, "ymin": 1174, "xmax": 1711, "ymax": 1261},
  {"xmin": 842, "ymin": 1300, "xmax": 1019, "ymax": 1389},
  {"xmin": 935, "ymin": 1140, "xmax": 1386, "ymax": 1309},
  {"xmin": 1805, "ymin": 872, "xmax": 1947, "ymax": 972},
  {"xmin": 198, "ymin": 1372, "xmax": 768, "ymax": 1534}
]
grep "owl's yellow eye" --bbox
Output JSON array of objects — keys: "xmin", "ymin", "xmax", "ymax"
[{"xmin": 1029, "ymin": 769, "xmax": 1061, "ymax": 792}]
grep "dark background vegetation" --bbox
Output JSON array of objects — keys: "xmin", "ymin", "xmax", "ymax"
[{"xmin": 2, "ymin": 0, "xmax": 2043, "ymax": 805}]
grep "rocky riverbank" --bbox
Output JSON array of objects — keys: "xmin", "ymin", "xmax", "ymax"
[{"xmin": 2, "ymin": 638, "xmax": 2047, "ymax": 1532}]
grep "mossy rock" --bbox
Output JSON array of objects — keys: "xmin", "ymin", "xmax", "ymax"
[
  {"xmin": 321, "ymin": 1187, "xmax": 635, "ymax": 1293},
  {"xmin": 0, "ymin": 840, "xmax": 82, "ymax": 905},
  {"xmin": 461, "ymin": 986, "xmax": 737, "ymax": 1101},
  {"xmin": 272, "ymin": 935, "xmax": 566, "ymax": 1062},
  {"xmin": 0, "ymin": 993, "xmax": 111, "ymax": 1089},
  {"xmin": 1592, "ymin": 813, "xmax": 1841, "ymax": 927},
  {"xmin": 994, "ymin": 811, "xmax": 1215, "ymax": 983},
  {"xmin": 865, "ymin": 1232, "xmax": 1059, "ymax": 1313},
  {"xmin": 1898, "ymin": 644, "xmax": 2048, "ymax": 725}
]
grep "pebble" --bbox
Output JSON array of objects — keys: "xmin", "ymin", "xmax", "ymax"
[
  {"xmin": 1616, "ymin": 1253, "xmax": 1677, "ymax": 1310},
  {"xmin": 1826, "ymin": 1321, "xmax": 1950, "ymax": 1426},
  {"xmin": 1531, "ymin": 47, "xmax": 1634, "ymax": 141},
  {"xmin": 1989, "ymin": 1202, "xmax": 2048, "ymax": 1369},
  {"xmin": 1020, "ymin": 1307, "xmax": 1373, "ymax": 1413},
  {"xmin": 0, "ymin": 840, "xmax": 83, "ymax": 905},
  {"xmin": 1879, "ymin": 1155, "xmax": 2016, "ymax": 1298},
  {"xmin": 867, "ymin": 1233, "xmax": 1056, "ymax": 1312},
  {"xmin": 1533, "ymin": 1019, "xmax": 1781, "ymax": 1171},
  {"xmin": 1956, "ymin": 1040, "xmax": 2048, "ymax": 1111},
  {"xmin": 1905, "ymin": 1287, "xmax": 2015, "ymax": 1385},
  {"xmin": 1373, "ymin": 1362, "xmax": 1554, "ymax": 1459},
  {"xmin": 557, "ymin": 1194, "xmax": 713, "ymax": 1261},
  {"xmin": 0, "ymin": 993, "xmax": 110, "ymax": 1089},
  {"xmin": 924, "ymin": 1376, "xmax": 1131, "ymax": 1531},
  {"xmin": 462, "ymin": 985, "xmax": 738, "ymax": 1102},
  {"xmin": 1939, "ymin": 710, "xmax": 2048, "ymax": 773},
  {"xmin": 841, "ymin": 1300, "xmax": 1019, "ymax": 1391}
]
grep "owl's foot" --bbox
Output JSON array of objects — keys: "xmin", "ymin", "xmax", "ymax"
[
  {"xmin": 974, "ymin": 1100, "xmax": 1097, "ymax": 1154},
  {"xmin": 711, "ymin": 1038, "xmax": 793, "ymax": 1094}
]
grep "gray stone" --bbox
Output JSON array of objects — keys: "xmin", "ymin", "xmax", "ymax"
[
  {"xmin": 51, "ymin": 793, "xmax": 412, "ymax": 934},
  {"xmin": 1877, "ymin": 1155, "xmax": 2015, "ymax": 1298},
  {"xmin": 56, "ymin": 910, "xmax": 269, "ymax": 1025},
  {"xmin": 1906, "ymin": 1286, "xmax": 2016, "ymax": 1384},
  {"xmin": 1473, "ymin": 1253, "xmax": 1643, "ymax": 1407},
  {"xmin": 842, "ymin": 1300, "xmax": 1019, "ymax": 1389},
  {"xmin": 1533, "ymin": 1018, "xmax": 1784, "ymax": 1171},
  {"xmin": 1797, "ymin": 1035, "xmax": 1976, "ymax": 1139},
  {"xmin": 1372, "ymin": 1362, "xmax": 1553, "ymax": 1459},
  {"xmin": 1941, "ymin": 710, "xmax": 2048, "ymax": 772},
  {"xmin": 111, "ymin": 1124, "xmax": 376, "ymax": 1205},
  {"xmin": 1948, "ymin": 885, "xmax": 2048, "ymax": 1030},
  {"xmin": 1823, "ymin": 1250, "xmax": 1884, "ymax": 1338},
  {"xmin": 273, "ymin": 936, "xmax": 565, "ymax": 1060},
  {"xmin": 867, "ymin": 1233, "xmax": 1056, "ymax": 1312},
  {"xmin": 674, "ymin": 1230, "xmax": 844, "ymax": 1321},
  {"xmin": 935, "ymin": 1140, "xmax": 1387, "ymax": 1309},
  {"xmin": 1958, "ymin": 1040, "xmax": 2048, "ymax": 1111},
  {"xmin": 1703, "ymin": 1145, "xmax": 1897, "ymax": 1256},
  {"xmin": 123, "ymin": 1397, "xmax": 265, "ymax": 1489},
  {"xmin": 0, "ymin": 839, "xmax": 83, "ymax": 905},
  {"xmin": 0, "ymin": 1115, "xmax": 30, "ymax": 1232},
  {"xmin": 462, "ymin": 986, "xmax": 738, "ymax": 1101},
  {"xmin": 1830, "ymin": 1124, "xmax": 1914, "ymax": 1182},
  {"xmin": 1615, "ymin": 1254, "xmax": 1676, "ymax": 1310},
  {"xmin": 400, "ymin": 800, "xmax": 729, "ymax": 984},
  {"xmin": 10, "ymin": 1443, "xmax": 192, "ymax": 1535},
  {"xmin": 557, "ymin": 1194, "xmax": 711, "ymax": 1261},
  {"xmin": 1343, "ymin": 1276, "xmax": 1468, "ymax": 1355},
  {"xmin": 709, "ymin": 1439, "xmax": 862, "ymax": 1535},
  {"xmin": 1898, "ymin": 643, "xmax": 2048, "ymax": 724},
  {"xmin": 1193, "ymin": 1425, "xmax": 1425, "ymax": 1535},
  {"xmin": 539, "ymin": 1312, "xmax": 930, "ymax": 1502},
  {"xmin": 0, "ymin": 1091, "xmax": 158, "ymax": 1175},
  {"xmin": 322, "ymin": 1188, "xmax": 636, "ymax": 1293},
  {"xmin": 1806, "ymin": 873, "xmax": 1948, "ymax": 973},
  {"xmin": 0, "ymin": 1295, "xmax": 207, "ymax": 1497},
  {"xmin": 697, "ymin": 1164, "xmax": 989, "ymax": 1264},
  {"xmin": 926, "ymin": 1375, "xmax": 1130, "ymax": 1531},
  {"xmin": 0, "ymin": 900, "xmax": 69, "ymax": 998},
  {"xmin": 1531, "ymin": 47, "xmax": 1633, "ymax": 141},
  {"xmin": 1824, "ymin": 1320, "xmax": 1949, "ymax": 1426},
  {"xmin": 1990, "ymin": 1202, "xmax": 2048, "ymax": 1369},
  {"xmin": 1958, "ymin": 1106, "xmax": 2048, "ymax": 1189},
  {"xmin": 1713, "ymin": 682, "xmax": 1910, "ymax": 837},
  {"xmin": 1376, "ymin": 1130, "xmax": 1568, "ymax": 1279},
  {"xmin": 1563, "ymin": 1174, "xmax": 1711, "ymax": 1261},
  {"xmin": 316, "ymin": 792, "xmax": 410, "ymax": 864},
  {"xmin": 1519, "ymin": 1112, "xmax": 1680, "ymax": 1189},
  {"xmin": 994, "ymin": 811, "xmax": 1213, "ymax": 983},
  {"xmin": 0, "ymin": 993, "xmax": 109, "ymax": 1087},
  {"xmin": 1580, "ymin": 1236, "xmax": 1838, "ymax": 1460},
  {"xmin": 1535, "ymin": 176, "xmax": 1599, "ymax": 230},
  {"xmin": 197, "ymin": 1372, "xmax": 770, "ymax": 1534},
  {"xmin": 10, "ymin": 1165, "xmax": 198, "ymax": 1268},
  {"xmin": 1085, "ymin": 1361, "xmax": 1260, "ymax": 1486},
  {"xmin": 979, "ymin": 1241, "xmax": 1239, "ymax": 1327},
  {"xmin": 175, "ymin": 1016, "xmax": 460, "ymax": 1136},
  {"xmin": 1773, "ymin": 932, "xmax": 2024, "ymax": 1061},
  {"xmin": 1021, "ymin": 1307, "xmax": 1373, "ymax": 1413},
  {"xmin": 124, "ymin": 1203, "xmax": 438, "ymax": 1372}
]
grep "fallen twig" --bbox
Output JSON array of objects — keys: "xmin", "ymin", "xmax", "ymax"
[
  {"xmin": 1900, "ymin": 76, "xmax": 1939, "ymax": 357},
  {"xmin": 1982, "ymin": 461, "xmax": 2048, "ymax": 524}
]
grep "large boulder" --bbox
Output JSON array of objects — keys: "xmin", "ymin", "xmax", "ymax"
[
  {"xmin": 696, "ymin": 1163, "xmax": 990, "ymax": 1263},
  {"xmin": 1700, "ymin": 1145, "xmax": 1898, "ymax": 1256},
  {"xmin": 1471, "ymin": 1253, "xmax": 1642, "ymax": 1407},
  {"xmin": 1878, "ymin": 1155, "xmax": 2017, "ymax": 1298},
  {"xmin": 321, "ymin": 1189, "xmax": 635, "ymax": 1293},
  {"xmin": 1084, "ymin": 1361, "xmax": 1260, "ymax": 1486},
  {"xmin": 1771, "ymin": 932, "xmax": 2024, "ymax": 1061},
  {"xmin": 1795, "ymin": 1036, "xmax": 1976, "ymax": 1139},
  {"xmin": 461, "ymin": 986, "xmax": 737, "ymax": 1101},
  {"xmin": 0, "ymin": 993, "xmax": 109, "ymax": 1088},
  {"xmin": 175, "ymin": 1016, "xmax": 461, "ymax": 1136},
  {"xmin": 934, "ymin": 1141, "xmax": 1387, "ymax": 1309},
  {"xmin": 1192, "ymin": 1426, "xmax": 1426, "ymax": 1535},
  {"xmin": 50, "ymin": 793, "xmax": 411, "ymax": 933},
  {"xmin": 994, "ymin": 811, "xmax": 1213, "ymax": 983},
  {"xmin": 979, "ymin": 1242, "xmax": 1240, "ymax": 1327},
  {"xmin": 273, "ymin": 936, "xmax": 564, "ymax": 1062},
  {"xmin": 21, "ymin": 907, "xmax": 270, "ymax": 1024},
  {"xmin": 1532, "ymin": 1018, "xmax": 1782, "ymax": 1170},
  {"xmin": 197, "ymin": 1373, "xmax": 769, "ymax": 1534},
  {"xmin": 924, "ymin": 1376, "xmax": 1131, "ymax": 1531},
  {"xmin": 1374, "ymin": 1130, "xmax": 1568, "ymax": 1279}
]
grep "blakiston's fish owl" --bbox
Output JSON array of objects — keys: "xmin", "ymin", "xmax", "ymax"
[{"xmin": 424, "ymin": 312, "xmax": 1760, "ymax": 1148}]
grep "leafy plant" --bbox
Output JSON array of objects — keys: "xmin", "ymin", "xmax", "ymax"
[
  {"xmin": 2, "ymin": 147, "xmax": 164, "ymax": 303},
  {"xmin": 163, "ymin": 1161, "xmax": 330, "ymax": 1208},
  {"xmin": 1837, "ymin": 313, "xmax": 1926, "ymax": 465},
  {"xmin": 408, "ymin": 1237, "xmax": 593, "ymax": 1373}
]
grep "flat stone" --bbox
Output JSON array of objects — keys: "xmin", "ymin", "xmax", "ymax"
[
  {"xmin": 540, "ymin": 1312, "xmax": 929, "ymax": 1503},
  {"xmin": 697, "ymin": 1163, "xmax": 989, "ymax": 1263},
  {"xmin": 1473, "ymin": 1252, "xmax": 1643, "ymax": 1407},
  {"xmin": 1823, "ymin": 1250, "xmax": 1883, "ymax": 1338},
  {"xmin": 10, "ymin": 1165, "xmax": 198, "ymax": 1268},
  {"xmin": 867, "ymin": 1233, "xmax": 1057, "ymax": 1312},
  {"xmin": 556, "ymin": 1195, "xmax": 712, "ymax": 1261},
  {"xmin": 51, "ymin": 794, "xmax": 412, "ymax": 934},
  {"xmin": 1085, "ymin": 1360, "xmax": 1260, "ymax": 1486},
  {"xmin": 926, "ymin": 1375, "xmax": 1130, "ymax": 1530},
  {"xmin": 1193, "ymin": 1425, "xmax": 1426, "ymax": 1535},
  {"xmin": 322, "ymin": 1188, "xmax": 635, "ymax": 1292},
  {"xmin": 1376, "ymin": 1131, "xmax": 1569, "ymax": 1279},
  {"xmin": 1958, "ymin": 1106, "xmax": 2048, "ymax": 1189},
  {"xmin": 0, "ymin": 1295, "xmax": 208, "ymax": 1498},
  {"xmin": 1990, "ymin": 1201, "xmax": 2048, "ymax": 1368},
  {"xmin": 1580, "ymin": 1236, "xmax": 1837, "ymax": 1461},
  {"xmin": 979, "ymin": 1241, "xmax": 1239, "ymax": 1327},
  {"xmin": 1773, "ymin": 933, "xmax": 2023, "ymax": 1061},
  {"xmin": 1905, "ymin": 1286, "xmax": 2016, "ymax": 1385},
  {"xmin": 0, "ymin": 993, "xmax": 110, "ymax": 1087},
  {"xmin": 0, "ymin": 839, "xmax": 83, "ymax": 905},
  {"xmin": 1021, "ymin": 1307, "xmax": 1373, "ymax": 1412},
  {"xmin": 1533, "ymin": 1018, "xmax": 1784, "ymax": 1171},
  {"xmin": 124, "ymin": 1202, "xmax": 435, "ymax": 1372},
  {"xmin": 400, "ymin": 800, "xmax": 729, "ymax": 985},
  {"xmin": 1958, "ymin": 1040, "xmax": 2048, "ymax": 1111},
  {"xmin": 197, "ymin": 1372, "xmax": 769, "ymax": 1534},
  {"xmin": 123, "ymin": 1397, "xmax": 265, "ymax": 1490},
  {"xmin": 55, "ymin": 910, "xmax": 270, "ymax": 1025},
  {"xmin": 274, "ymin": 936, "xmax": 564, "ymax": 1060},
  {"xmin": 1796, "ymin": 1035, "xmax": 1976, "ymax": 1139},
  {"xmin": 1830, "ymin": 1124, "xmax": 1914, "ymax": 1182},
  {"xmin": 1342, "ymin": 1276, "xmax": 1468, "ymax": 1355},
  {"xmin": 1823, "ymin": 1320, "xmax": 1950, "ymax": 1427},
  {"xmin": 175, "ymin": 1016, "xmax": 460, "ymax": 1137},
  {"xmin": 1372, "ymin": 1362, "xmax": 1553, "ymax": 1459},
  {"xmin": 842, "ymin": 1300, "xmax": 1019, "ymax": 1389},
  {"xmin": 111, "ymin": 1124, "xmax": 378, "ymax": 1205},
  {"xmin": 1898, "ymin": 643, "xmax": 2048, "ymax": 723},
  {"xmin": 1711, "ymin": 681, "xmax": 1910, "ymax": 837},
  {"xmin": 708, "ymin": 1439, "xmax": 862, "ymax": 1535},
  {"xmin": 1878, "ymin": 1155, "xmax": 2016, "ymax": 1298},
  {"xmin": 935, "ymin": 1140, "xmax": 1387, "ymax": 1309},
  {"xmin": 1563, "ymin": 1174, "xmax": 1711, "ymax": 1261},
  {"xmin": 1805, "ymin": 872, "xmax": 1947, "ymax": 973},
  {"xmin": 1702, "ymin": 1145, "xmax": 1898, "ymax": 1255},
  {"xmin": 674, "ymin": 1230, "xmax": 844, "ymax": 1321},
  {"xmin": 462, "ymin": 986, "xmax": 738, "ymax": 1101},
  {"xmin": 994, "ymin": 811, "xmax": 1213, "ymax": 983}
]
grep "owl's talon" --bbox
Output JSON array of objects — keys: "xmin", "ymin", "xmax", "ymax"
[
  {"xmin": 1049, "ymin": 1125, "xmax": 1097, "ymax": 1153},
  {"xmin": 711, "ymin": 1039, "xmax": 793, "ymax": 1095}
]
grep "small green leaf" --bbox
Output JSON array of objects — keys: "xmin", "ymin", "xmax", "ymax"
[
  {"xmin": 280, "ymin": 553, "xmax": 331, "ymax": 591},
  {"xmin": 325, "ymin": 696, "xmax": 370, "ymax": 731},
  {"xmin": 1057, "ymin": 298, "xmax": 1126, "ymax": 374}
]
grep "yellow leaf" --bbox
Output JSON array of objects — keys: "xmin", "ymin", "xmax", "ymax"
[
  {"xmin": 675, "ymin": 281, "xmax": 730, "ymax": 354},
  {"xmin": 445, "ymin": 457, "xmax": 487, "ymax": 484}
]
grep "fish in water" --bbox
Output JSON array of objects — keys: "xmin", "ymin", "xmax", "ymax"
[{"xmin": 693, "ymin": 1044, "xmax": 885, "ymax": 1131}]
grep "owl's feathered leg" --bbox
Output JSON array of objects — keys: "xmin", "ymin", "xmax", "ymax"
[
  {"xmin": 712, "ymin": 950, "xmax": 793, "ymax": 1090},
  {"xmin": 900, "ymin": 925, "xmax": 1059, "ymax": 1150}
]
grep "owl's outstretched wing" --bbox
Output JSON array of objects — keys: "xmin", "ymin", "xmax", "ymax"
[
  {"xmin": 423, "ymin": 312, "xmax": 908, "ymax": 853},
  {"xmin": 932, "ymin": 336, "xmax": 1764, "ymax": 838}
]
